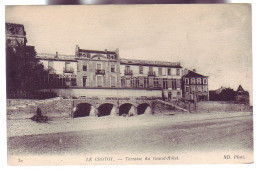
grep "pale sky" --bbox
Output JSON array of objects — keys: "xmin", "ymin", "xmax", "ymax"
[{"xmin": 6, "ymin": 4, "xmax": 252, "ymax": 97}]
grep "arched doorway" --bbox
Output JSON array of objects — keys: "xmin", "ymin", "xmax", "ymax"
[
  {"xmin": 119, "ymin": 103, "xmax": 135, "ymax": 116},
  {"xmin": 137, "ymin": 103, "xmax": 151, "ymax": 115},
  {"xmin": 98, "ymin": 103, "xmax": 114, "ymax": 117},
  {"xmin": 74, "ymin": 103, "xmax": 92, "ymax": 118}
]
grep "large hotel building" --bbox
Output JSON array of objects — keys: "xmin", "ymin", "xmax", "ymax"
[{"xmin": 38, "ymin": 45, "xmax": 183, "ymax": 100}]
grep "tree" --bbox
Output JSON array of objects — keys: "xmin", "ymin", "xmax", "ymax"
[
  {"xmin": 6, "ymin": 45, "xmax": 49, "ymax": 95},
  {"xmin": 209, "ymin": 88, "xmax": 236, "ymax": 101}
]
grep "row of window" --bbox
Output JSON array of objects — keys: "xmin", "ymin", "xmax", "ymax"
[
  {"xmin": 81, "ymin": 63, "xmax": 180, "ymax": 76},
  {"xmin": 185, "ymin": 85, "xmax": 208, "ymax": 92},
  {"xmin": 185, "ymin": 78, "xmax": 207, "ymax": 85},
  {"xmin": 121, "ymin": 77, "xmax": 179, "ymax": 89},
  {"xmin": 133, "ymin": 66, "xmax": 180, "ymax": 76},
  {"xmin": 83, "ymin": 76, "xmax": 117, "ymax": 87},
  {"xmin": 82, "ymin": 64, "xmax": 116, "ymax": 72}
]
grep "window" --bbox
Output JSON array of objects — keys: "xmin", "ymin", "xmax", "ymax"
[
  {"xmin": 144, "ymin": 77, "xmax": 149, "ymax": 88},
  {"xmin": 97, "ymin": 64, "xmax": 102, "ymax": 70},
  {"xmin": 107, "ymin": 55, "xmax": 110, "ymax": 59},
  {"xmin": 185, "ymin": 78, "xmax": 189, "ymax": 84},
  {"xmin": 83, "ymin": 76, "xmax": 87, "ymax": 87},
  {"xmin": 111, "ymin": 55, "xmax": 114, "ymax": 59},
  {"xmin": 154, "ymin": 78, "xmax": 159, "ymax": 88},
  {"xmin": 191, "ymin": 78, "xmax": 196, "ymax": 84},
  {"xmin": 111, "ymin": 76, "xmax": 116, "ymax": 87},
  {"xmin": 203, "ymin": 78, "xmax": 207, "ymax": 84},
  {"xmin": 163, "ymin": 78, "xmax": 168, "ymax": 89},
  {"xmin": 172, "ymin": 79, "xmax": 176, "ymax": 90},
  {"xmin": 139, "ymin": 66, "xmax": 143, "ymax": 74},
  {"xmin": 121, "ymin": 77, "xmax": 126, "ymax": 87},
  {"xmin": 197, "ymin": 85, "xmax": 202, "ymax": 92},
  {"xmin": 203, "ymin": 86, "xmax": 208, "ymax": 92},
  {"xmin": 149, "ymin": 66, "xmax": 153, "ymax": 72},
  {"xmin": 83, "ymin": 65, "xmax": 87, "ymax": 71},
  {"xmin": 167, "ymin": 68, "xmax": 171, "ymax": 75},
  {"xmin": 87, "ymin": 53, "xmax": 90, "ymax": 58},
  {"xmin": 97, "ymin": 76, "xmax": 103, "ymax": 87},
  {"xmin": 158, "ymin": 68, "xmax": 162, "ymax": 75},
  {"xmin": 176, "ymin": 69, "xmax": 180, "ymax": 76},
  {"xmin": 126, "ymin": 78, "xmax": 131, "ymax": 87},
  {"xmin": 197, "ymin": 78, "xmax": 202, "ymax": 84},
  {"xmin": 185, "ymin": 86, "xmax": 190, "ymax": 92},
  {"xmin": 191, "ymin": 86, "xmax": 196, "ymax": 92},
  {"xmin": 126, "ymin": 65, "xmax": 130, "ymax": 72},
  {"xmin": 136, "ymin": 78, "xmax": 140, "ymax": 87},
  {"xmin": 111, "ymin": 64, "xmax": 115, "ymax": 72}
]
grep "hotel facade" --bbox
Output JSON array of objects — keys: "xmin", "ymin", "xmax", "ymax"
[{"xmin": 38, "ymin": 45, "xmax": 183, "ymax": 101}]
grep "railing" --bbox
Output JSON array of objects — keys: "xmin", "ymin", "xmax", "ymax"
[
  {"xmin": 96, "ymin": 69, "xmax": 106, "ymax": 75},
  {"xmin": 63, "ymin": 67, "xmax": 74, "ymax": 73},
  {"xmin": 148, "ymin": 71, "xmax": 156, "ymax": 76},
  {"xmin": 124, "ymin": 70, "xmax": 133, "ymax": 76}
]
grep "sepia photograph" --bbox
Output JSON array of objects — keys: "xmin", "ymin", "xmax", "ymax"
[{"xmin": 5, "ymin": 4, "xmax": 253, "ymax": 165}]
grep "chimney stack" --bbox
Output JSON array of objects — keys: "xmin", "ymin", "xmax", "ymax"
[
  {"xmin": 193, "ymin": 69, "xmax": 196, "ymax": 73},
  {"xmin": 75, "ymin": 45, "xmax": 79, "ymax": 57},
  {"xmin": 55, "ymin": 52, "xmax": 58, "ymax": 58}
]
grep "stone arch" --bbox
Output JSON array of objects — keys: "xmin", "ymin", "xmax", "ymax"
[
  {"xmin": 137, "ymin": 103, "xmax": 152, "ymax": 115},
  {"xmin": 73, "ymin": 103, "xmax": 95, "ymax": 118},
  {"xmin": 98, "ymin": 103, "xmax": 116, "ymax": 117},
  {"xmin": 119, "ymin": 103, "xmax": 136, "ymax": 116}
]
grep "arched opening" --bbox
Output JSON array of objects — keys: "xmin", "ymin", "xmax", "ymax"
[
  {"xmin": 74, "ymin": 103, "xmax": 92, "ymax": 118},
  {"xmin": 137, "ymin": 103, "xmax": 151, "ymax": 115},
  {"xmin": 98, "ymin": 103, "xmax": 114, "ymax": 117},
  {"xmin": 119, "ymin": 103, "xmax": 135, "ymax": 116}
]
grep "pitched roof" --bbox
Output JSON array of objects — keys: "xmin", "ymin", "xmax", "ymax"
[
  {"xmin": 120, "ymin": 58, "xmax": 182, "ymax": 68},
  {"xmin": 237, "ymin": 85, "xmax": 245, "ymax": 92},
  {"xmin": 184, "ymin": 70, "xmax": 207, "ymax": 77}
]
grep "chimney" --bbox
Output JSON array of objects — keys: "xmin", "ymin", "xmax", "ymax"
[
  {"xmin": 115, "ymin": 48, "xmax": 119, "ymax": 59},
  {"xmin": 104, "ymin": 49, "xmax": 107, "ymax": 53},
  {"xmin": 75, "ymin": 45, "xmax": 79, "ymax": 57},
  {"xmin": 183, "ymin": 68, "xmax": 189, "ymax": 75},
  {"xmin": 193, "ymin": 69, "xmax": 196, "ymax": 73},
  {"xmin": 55, "ymin": 52, "xmax": 58, "ymax": 58}
]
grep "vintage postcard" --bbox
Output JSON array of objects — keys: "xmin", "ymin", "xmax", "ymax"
[{"xmin": 5, "ymin": 4, "xmax": 253, "ymax": 165}]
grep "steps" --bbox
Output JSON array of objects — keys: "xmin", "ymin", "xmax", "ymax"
[{"xmin": 156, "ymin": 99, "xmax": 188, "ymax": 112}]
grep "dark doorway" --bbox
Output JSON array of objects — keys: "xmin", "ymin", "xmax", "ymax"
[
  {"xmin": 168, "ymin": 92, "xmax": 172, "ymax": 101},
  {"xmin": 74, "ymin": 103, "xmax": 92, "ymax": 118},
  {"xmin": 119, "ymin": 103, "xmax": 132, "ymax": 116},
  {"xmin": 137, "ymin": 103, "xmax": 149, "ymax": 115},
  {"xmin": 98, "ymin": 103, "xmax": 114, "ymax": 117}
]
